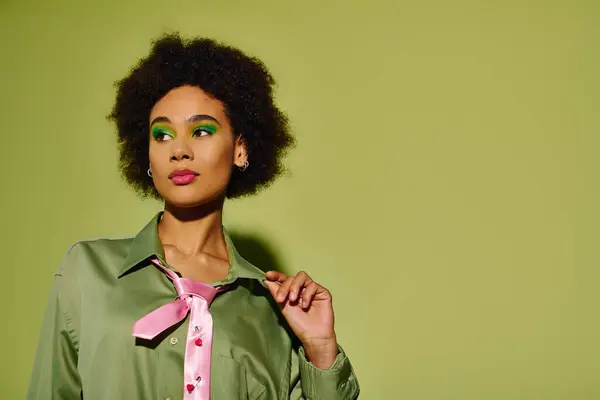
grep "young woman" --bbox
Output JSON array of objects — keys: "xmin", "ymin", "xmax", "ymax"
[{"xmin": 27, "ymin": 33, "xmax": 359, "ymax": 399}]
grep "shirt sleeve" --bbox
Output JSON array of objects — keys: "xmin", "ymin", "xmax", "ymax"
[
  {"xmin": 290, "ymin": 344, "xmax": 360, "ymax": 399},
  {"xmin": 27, "ymin": 245, "xmax": 83, "ymax": 400}
]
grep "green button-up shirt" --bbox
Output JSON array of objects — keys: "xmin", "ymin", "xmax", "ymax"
[{"xmin": 27, "ymin": 213, "xmax": 359, "ymax": 399}]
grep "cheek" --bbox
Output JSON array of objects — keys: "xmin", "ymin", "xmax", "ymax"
[
  {"xmin": 195, "ymin": 139, "xmax": 235, "ymax": 169},
  {"xmin": 148, "ymin": 143, "xmax": 168, "ymax": 171},
  {"xmin": 192, "ymin": 141, "xmax": 235, "ymax": 196}
]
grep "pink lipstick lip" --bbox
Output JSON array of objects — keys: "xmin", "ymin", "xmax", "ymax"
[
  {"xmin": 168, "ymin": 169, "xmax": 199, "ymax": 186},
  {"xmin": 168, "ymin": 169, "xmax": 199, "ymax": 179},
  {"xmin": 171, "ymin": 175, "xmax": 197, "ymax": 185}
]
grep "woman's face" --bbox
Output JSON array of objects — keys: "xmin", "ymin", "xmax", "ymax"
[{"xmin": 148, "ymin": 85, "xmax": 247, "ymax": 207}]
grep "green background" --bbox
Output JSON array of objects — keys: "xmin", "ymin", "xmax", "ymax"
[{"xmin": 1, "ymin": 0, "xmax": 598, "ymax": 398}]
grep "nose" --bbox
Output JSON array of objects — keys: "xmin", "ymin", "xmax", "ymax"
[{"xmin": 170, "ymin": 137, "xmax": 194, "ymax": 162}]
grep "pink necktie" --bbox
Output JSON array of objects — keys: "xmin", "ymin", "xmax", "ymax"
[{"xmin": 132, "ymin": 258, "xmax": 221, "ymax": 399}]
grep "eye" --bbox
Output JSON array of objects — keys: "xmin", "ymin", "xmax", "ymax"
[
  {"xmin": 192, "ymin": 124, "xmax": 218, "ymax": 137},
  {"xmin": 192, "ymin": 128, "xmax": 211, "ymax": 137},
  {"xmin": 151, "ymin": 126, "xmax": 174, "ymax": 141},
  {"xmin": 154, "ymin": 132, "xmax": 173, "ymax": 141}
]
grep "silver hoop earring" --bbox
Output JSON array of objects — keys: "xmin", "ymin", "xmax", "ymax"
[
  {"xmin": 147, "ymin": 168, "xmax": 152, "ymax": 178},
  {"xmin": 239, "ymin": 160, "xmax": 249, "ymax": 172}
]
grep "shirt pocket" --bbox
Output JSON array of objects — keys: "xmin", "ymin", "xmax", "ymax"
[{"xmin": 212, "ymin": 355, "xmax": 267, "ymax": 400}]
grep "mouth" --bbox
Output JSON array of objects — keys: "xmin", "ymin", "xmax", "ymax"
[{"xmin": 168, "ymin": 169, "xmax": 199, "ymax": 186}]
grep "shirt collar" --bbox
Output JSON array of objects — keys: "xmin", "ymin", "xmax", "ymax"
[{"xmin": 118, "ymin": 212, "xmax": 266, "ymax": 284}]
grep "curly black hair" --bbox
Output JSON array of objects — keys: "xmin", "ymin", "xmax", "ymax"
[{"xmin": 108, "ymin": 33, "xmax": 295, "ymax": 199}]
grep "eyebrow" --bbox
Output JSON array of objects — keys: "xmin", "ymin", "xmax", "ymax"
[{"xmin": 150, "ymin": 114, "xmax": 221, "ymax": 126}]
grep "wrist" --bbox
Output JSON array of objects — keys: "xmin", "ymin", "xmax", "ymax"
[{"xmin": 302, "ymin": 337, "xmax": 339, "ymax": 370}]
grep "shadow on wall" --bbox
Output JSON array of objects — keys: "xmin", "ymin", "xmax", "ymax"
[{"xmin": 228, "ymin": 231, "xmax": 289, "ymax": 274}]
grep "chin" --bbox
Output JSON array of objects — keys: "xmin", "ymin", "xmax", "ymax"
[{"xmin": 161, "ymin": 186, "xmax": 226, "ymax": 209}]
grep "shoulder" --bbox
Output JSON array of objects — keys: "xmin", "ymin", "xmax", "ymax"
[{"xmin": 56, "ymin": 235, "xmax": 135, "ymax": 276}]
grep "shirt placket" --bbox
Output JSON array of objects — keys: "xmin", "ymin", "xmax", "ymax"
[{"xmin": 183, "ymin": 294, "xmax": 213, "ymax": 400}]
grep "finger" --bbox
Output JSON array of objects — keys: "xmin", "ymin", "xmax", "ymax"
[
  {"xmin": 300, "ymin": 281, "xmax": 320, "ymax": 309},
  {"xmin": 263, "ymin": 280, "xmax": 280, "ymax": 299},
  {"xmin": 288, "ymin": 272, "xmax": 312, "ymax": 302},
  {"xmin": 265, "ymin": 271, "xmax": 288, "ymax": 283},
  {"xmin": 275, "ymin": 277, "xmax": 295, "ymax": 303}
]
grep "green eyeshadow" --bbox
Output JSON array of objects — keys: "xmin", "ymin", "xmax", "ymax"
[
  {"xmin": 191, "ymin": 123, "xmax": 218, "ymax": 136},
  {"xmin": 151, "ymin": 125, "xmax": 175, "ymax": 139}
]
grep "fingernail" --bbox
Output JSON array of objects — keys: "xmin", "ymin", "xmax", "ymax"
[{"xmin": 290, "ymin": 291, "xmax": 296, "ymax": 301}]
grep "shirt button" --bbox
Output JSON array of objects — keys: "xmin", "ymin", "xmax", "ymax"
[
  {"xmin": 195, "ymin": 338, "xmax": 203, "ymax": 346},
  {"xmin": 169, "ymin": 337, "xmax": 178, "ymax": 345}
]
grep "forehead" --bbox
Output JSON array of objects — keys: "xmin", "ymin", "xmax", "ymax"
[{"xmin": 150, "ymin": 85, "xmax": 226, "ymax": 122}]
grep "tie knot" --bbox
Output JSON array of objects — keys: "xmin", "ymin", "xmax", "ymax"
[{"xmin": 173, "ymin": 277, "xmax": 218, "ymax": 304}]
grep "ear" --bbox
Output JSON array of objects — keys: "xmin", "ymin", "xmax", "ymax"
[{"xmin": 233, "ymin": 135, "xmax": 248, "ymax": 167}]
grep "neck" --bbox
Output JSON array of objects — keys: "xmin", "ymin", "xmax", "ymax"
[{"xmin": 158, "ymin": 196, "xmax": 227, "ymax": 259}]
